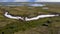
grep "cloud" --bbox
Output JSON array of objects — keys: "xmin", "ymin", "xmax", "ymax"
[
  {"xmin": 14, "ymin": 0, "xmax": 35, "ymax": 2},
  {"xmin": 0, "ymin": 0, "xmax": 34, "ymax": 2},
  {"xmin": 13, "ymin": 0, "xmax": 29, "ymax": 2},
  {"xmin": 0, "ymin": 0, "xmax": 60, "ymax": 2},
  {"xmin": 6, "ymin": 0, "xmax": 14, "ymax": 2},
  {"xmin": 46, "ymin": 0, "xmax": 60, "ymax": 2},
  {"xmin": 0, "ymin": 0, "xmax": 7, "ymax": 2},
  {"xmin": 35, "ymin": 0, "xmax": 60, "ymax": 2},
  {"xmin": 0, "ymin": 0, "xmax": 14, "ymax": 2}
]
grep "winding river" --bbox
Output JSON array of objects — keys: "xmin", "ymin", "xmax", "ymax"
[
  {"xmin": 4, "ymin": 12, "xmax": 24, "ymax": 20},
  {"xmin": 4, "ymin": 11, "xmax": 59, "ymax": 21}
]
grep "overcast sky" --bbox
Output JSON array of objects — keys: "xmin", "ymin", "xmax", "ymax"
[{"xmin": 0, "ymin": 0, "xmax": 60, "ymax": 2}]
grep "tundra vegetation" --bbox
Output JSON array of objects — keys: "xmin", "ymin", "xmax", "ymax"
[{"xmin": 0, "ymin": 4, "xmax": 60, "ymax": 34}]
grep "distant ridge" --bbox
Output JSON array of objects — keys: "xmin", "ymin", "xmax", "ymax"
[
  {"xmin": 0, "ymin": 2, "xmax": 60, "ymax": 6},
  {"xmin": 0, "ymin": 2, "xmax": 45, "ymax": 6}
]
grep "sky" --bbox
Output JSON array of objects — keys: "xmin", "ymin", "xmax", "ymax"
[{"xmin": 0, "ymin": 0, "xmax": 60, "ymax": 2}]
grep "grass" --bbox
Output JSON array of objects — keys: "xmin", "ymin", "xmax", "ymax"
[{"xmin": 0, "ymin": 5, "xmax": 60, "ymax": 34}]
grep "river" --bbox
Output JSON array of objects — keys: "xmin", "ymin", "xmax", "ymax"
[{"xmin": 4, "ymin": 12, "xmax": 59, "ymax": 21}]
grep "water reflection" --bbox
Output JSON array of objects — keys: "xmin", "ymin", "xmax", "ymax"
[
  {"xmin": 4, "ymin": 12, "xmax": 24, "ymax": 20},
  {"xmin": 28, "ymin": 4, "xmax": 46, "ymax": 7},
  {"xmin": 25, "ymin": 14, "xmax": 59, "ymax": 21},
  {"xmin": 4, "ymin": 12, "xmax": 59, "ymax": 21}
]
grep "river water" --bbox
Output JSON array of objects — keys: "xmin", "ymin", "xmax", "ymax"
[{"xmin": 4, "ymin": 12, "xmax": 59, "ymax": 21}]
